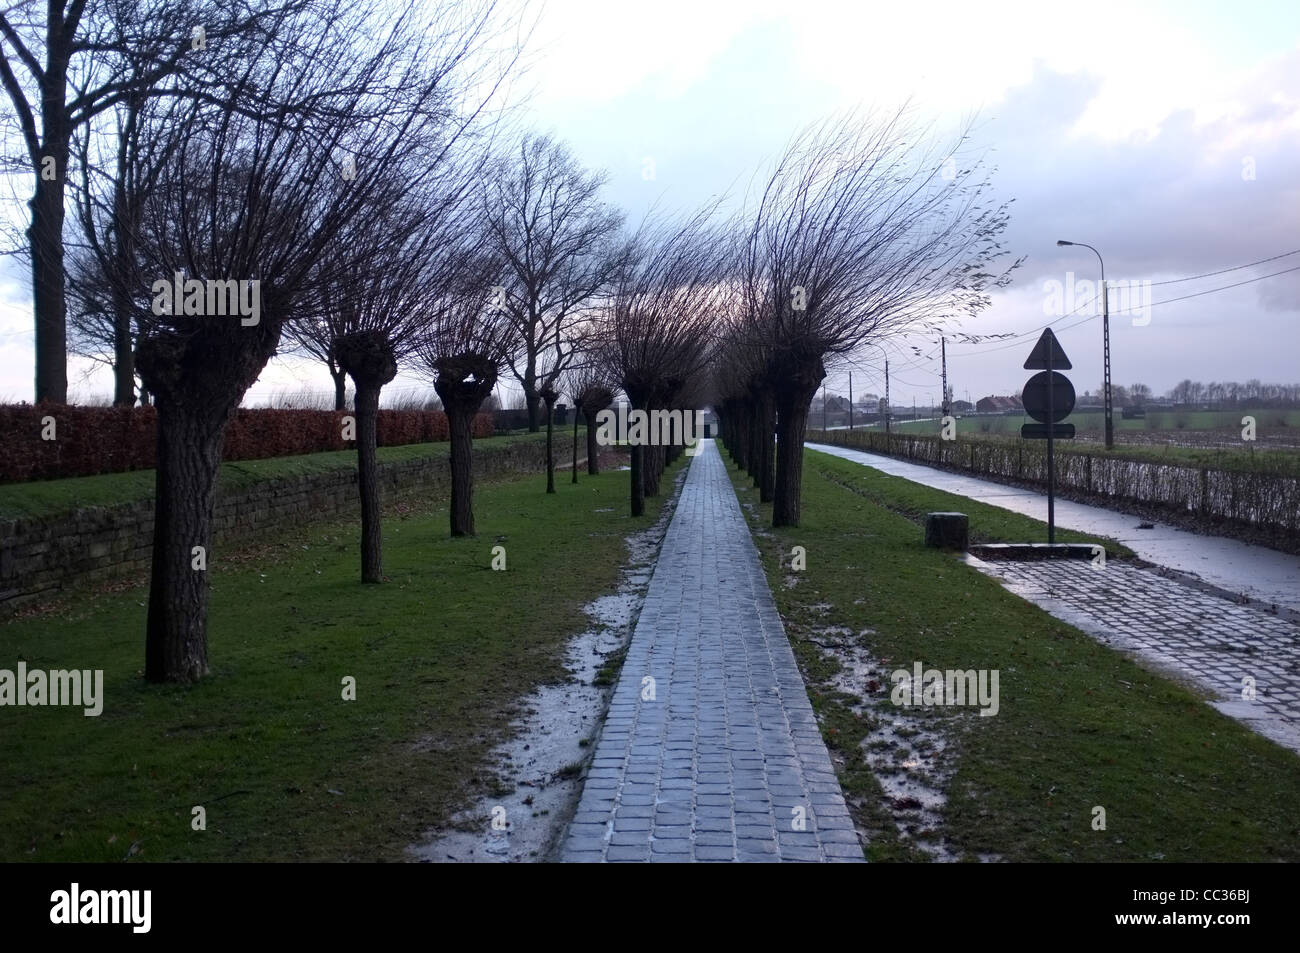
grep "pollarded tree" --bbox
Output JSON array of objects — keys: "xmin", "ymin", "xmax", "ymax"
[
  {"xmin": 484, "ymin": 134, "xmax": 625, "ymax": 431},
  {"xmin": 103, "ymin": 0, "xmax": 514, "ymax": 682},
  {"xmin": 536, "ymin": 357, "xmax": 561, "ymax": 493},
  {"xmin": 712, "ymin": 290, "xmax": 778, "ymax": 500},
  {"xmin": 414, "ymin": 262, "xmax": 513, "ymax": 537},
  {"xmin": 566, "ymin": 362, "xmax": 615, "ymax": 478},
  {"xmin": 741, "ymin": 109, "xmax": 1021, "ymax": 526},
  {"xmin": 599, "ymin": 208, "xmax": 728, "ymax": 516},
  {"xmin": 308, "ymin": 161, "xmax": 490, "ymax": 582}
]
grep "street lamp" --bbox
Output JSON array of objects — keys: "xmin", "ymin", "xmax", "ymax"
[{"xmin": 1057, "ymin": 239, "xmax": 1113, "ymax": 449}]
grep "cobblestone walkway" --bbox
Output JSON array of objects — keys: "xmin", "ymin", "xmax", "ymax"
[
  {"xmin": 970, "ymin": 556, "xmax": 1300, "ymax": 755},
  {"xmin": 561, "ymin": 441, "xmax": 863, "ymax": 862},
  {"xmin": 809, "ymin": 441, "xmax": 1300, "ymax": 614}
]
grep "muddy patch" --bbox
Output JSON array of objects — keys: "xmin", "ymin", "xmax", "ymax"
[
  {"xmin": 409, "ymin": 469, "xmax": 684, "ymax": 862},
  {"xmin": 802, "ymin": 624, "xmax": 993, "ymax": 863}
]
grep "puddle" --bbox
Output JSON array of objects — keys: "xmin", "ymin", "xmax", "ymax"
[
  {"xmin": 860, "ymin": 710, "xmax": 960, "ymax": 862},
  {"xmin": 409, "ymin": 469, "xmax": 684, "ymax": 862}
]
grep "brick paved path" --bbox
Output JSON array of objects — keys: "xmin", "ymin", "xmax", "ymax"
[
  {"xmin": 561, "ymin": 440, "xmax": 863, "ymax": 862},
  {"xmin": 970, "ymin": 556, "xmax": 1300, "ymax": 755}
]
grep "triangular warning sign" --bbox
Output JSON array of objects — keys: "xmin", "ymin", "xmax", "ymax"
[{"xmin": 1023, "ymin": 328, "xmax": 1072, "ymax": 370}]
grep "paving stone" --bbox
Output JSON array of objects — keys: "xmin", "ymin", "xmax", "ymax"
[
  {"xmin": 974, "ymin": 557, "xmax": 1300, "ymax": 755},
  {"xmin": 560, "ymin": 442, "xmax": 864, "ymax": 863},
  {"xmin": 694, "ymin": 845, "xmax": 736, "ymax": 861}
]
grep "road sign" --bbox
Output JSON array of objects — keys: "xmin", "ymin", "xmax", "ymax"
[
  {"xmin": 1022, "ymin": 370, "xmax": 1076, "ymax": 423},
  {"xmin": 1023, "ymin": 328, "xmax": 1072, "ymax": 370},
  {"xmin": 1021, "ymin": 423, "xmax": 1076, "ymax": 439},
  {"xmin": 1020, "ymin": 328, "xmax": 1075, "ymax": 544}
]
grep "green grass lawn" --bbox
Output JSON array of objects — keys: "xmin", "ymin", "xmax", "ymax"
[
  {"xmin": 805, "ymin": 450, "xmax": 1134, "ymax": 557},
  {"xmin": 730, "ymin": 449, "xmax": 1300, "ymax": 862},
  {"xmin": 885, "ymin": 409, "xmax": 1300, "ymax": 435},
  {"xmin": 0, "ymin": 455, "xmax": 676, "ymax": 862},
  {"xmin": 0, "ymin": 432, "xmax": 552, "ymax": 522},
  {"xmin": 811, "ymin": 426, "xmax": 1300, "ymax": 475}
]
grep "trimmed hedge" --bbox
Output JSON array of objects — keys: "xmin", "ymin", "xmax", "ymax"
[
  {"xmin": 808, "ymin": 428, "xmax": 1300, "ymax": 536},
  {"xmin": 0, "ymin": 405, "xmax": 493, "ymax": 484}
]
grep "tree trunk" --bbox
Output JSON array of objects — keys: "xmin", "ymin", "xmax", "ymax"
[
  {"xmin": 586, "ymin": 409, "xmax": 600, "ymax": 475},
  {"xmin": 773, "ymin": 377, "xmax": 821, "ymax": 527},
  {"xmin": 645, "ymin": 442, "xmax": 662, "ymax": 497},
  {"xmin": 433, "ymin": 357, "xmax": 495, "ymax": 536},
  {"xmin": 731, "ymin": 400, "xmax": 749, "ymax": 471},
  {"xmin": 354, "ymin": 382, "xmax": 383, "ymax": 583},
  {"xmin": 544, "ymin": 397, "xmax": 556, "ymax": 493},
  {"xmin": 572, "ymin": 408, "xmax": 579, "ymax": 483},
  {"xmin": 110, "ymin": 124, "xmax": 138, "ymax": 407},
  {"xmin": 331, "ymin": 365, "xmax": 348, "ymax": 411},
  {"xmin": 630, "ymin": 441, "xmax": 645, "ymax": 517},
  {"xmin": 30, "ymin": 36, "xmax": 72, "ymax": 405},
  {"xmin": 447, "ymin": 404, "xmax": 477, "ymax": 535},
  {"xmin": 757, "ymin": 391, "xmax": 776, "ymax": 504},
  {"xmin": 525, "ymin": 388, "xmax": 540, "ymax": 433},
  {"xmin": 30, "ymin": 161, "xmax": 69, "ymax": 405},
  {"xmin": 112, "ymin": 294, "xmax": 135, "ymax": 406},
  {"xmin": 144, "ymin": 402, "xmax": 226, "ymax": 683}
]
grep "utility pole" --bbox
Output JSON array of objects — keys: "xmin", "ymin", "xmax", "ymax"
[
  {"xmin": 913, "ymin": 396, "xmax": 916, "ymax": 421},
  {"xmin": 1058, "ymin": 239, "xmax": 1113, "ymax": 449},
  {"xmin": 848, "ymin": 371, "xmax": 854, "ymax": 430},
  {"xmin": 1102, "ymin": 275, "xmax": 1112, "ymax": 448},
  {"xmin": 884, "ymin": 359, "xmax": 891, "ymax": 436},
  {"xmin": 822, "ymin": 382, "xmax": 827, "ymax": 430},
  {"xmin": 940, "ymin": 336, "xmax": 949, "ymax": 419}
]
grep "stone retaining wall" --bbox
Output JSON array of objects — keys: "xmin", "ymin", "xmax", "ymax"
[{"xmin": 1, "ymin": 435, "xmax": 576, "ymax": 614}]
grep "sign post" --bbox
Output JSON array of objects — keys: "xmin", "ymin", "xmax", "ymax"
[{"xmin": 1021, "ymin": 328, "xmax": 1076, "ymax": 544}]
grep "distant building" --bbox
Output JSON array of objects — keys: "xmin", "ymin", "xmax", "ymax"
[
  {"xmin": 975, "ymin": 395, "xmax": 1022, "ymax": 414},
  {"xmin": 951, "ymin": 399, "xmax": 974, "ymax": 414}
]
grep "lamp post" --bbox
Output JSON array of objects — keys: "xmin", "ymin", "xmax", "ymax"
[{"xmin": 1057, "ymin": 239, "xmax": 1112, "ymax": 449}]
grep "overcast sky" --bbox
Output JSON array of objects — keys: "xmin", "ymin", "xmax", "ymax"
[{"xmin": 1, "ymin": 0, "xmax": 1297, "ymax": 407}]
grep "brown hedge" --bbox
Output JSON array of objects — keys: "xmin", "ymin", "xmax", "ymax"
[{"xmin": 0, "ymin": 404, "xmax": 493, "ymax": 484}]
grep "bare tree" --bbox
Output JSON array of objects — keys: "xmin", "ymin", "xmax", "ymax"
[
  {"xmin": 738, "ymin": 109, "xmax": 1021, "ymax": 525},
  {"xmin": 96, "ymin": 0, "xmax": 514, "ymax": 682},
  {"xmin": 415, "ymin": 266, "xmax": 513, "ymax": 536},
  {"xmin": 567, "ymin": 361, "xmax": 615, "ymax": 477},
  {"xmin": 600, "ymin": 209, "xmax": 727, "ymax": 516},
  {"xmin": 310, "ymin": 156, "xmax": 489, "ymax": 582},
  {"xmin": 67, "ymin": 77, "xmax": 188, "ymax": 404},
  {"xmin": 536, "ymin": 354, "xmax": 561, "ymax": 493},
  {"xmin": 484, "ymin": 133, "xmax": 625, "ymax": 431},
  {"xmin": 713, "ymin": 297, "xmax": 777, "ymax": 501},
  {"xmin": 0, "ymin": 0, "xmax": 319, "ymax": 403}
]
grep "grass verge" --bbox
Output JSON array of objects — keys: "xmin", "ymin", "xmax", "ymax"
[
  {"xmin": 728, "ymin": 447, "xmax": 1300, "ymax": 862},
  {"xmin": 0, "ymin": 432, "xmax": 552, "ymax": 522},
  {"xmin": 805, "ymin": 450, "xmax": 1134, "ymax": 557},
  {"xmin": 0, "ymin": 454, "xmax": 679, "ymax": 862},
  {"xmin": 823, "ymin": 425, "xmax": 1300, "ymax": 475}
]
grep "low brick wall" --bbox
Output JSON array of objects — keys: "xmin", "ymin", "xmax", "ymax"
[{"xmin": 0, "ymin": 435, "xmax": 575, "ymax": 614}]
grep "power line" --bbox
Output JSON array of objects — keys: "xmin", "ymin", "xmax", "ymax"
[
  {"xmin": 948, "ymin": 247, "xmax": 1300, "ymax": 358},
  {"xmin": 1147, "ymin": 248, "xmax": 1300, "ymax": 287},
  {"xmin": 1116, "ymin": 263, "xmax": 1300, "ymax": 311},
  {"xmin": 949, "ymin": 262, "xmax": 1300, "ymax": 359}
]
